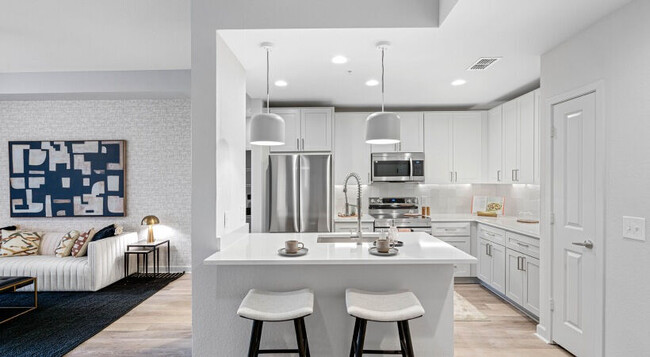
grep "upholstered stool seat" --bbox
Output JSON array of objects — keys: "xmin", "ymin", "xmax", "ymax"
[
  {"xmin": 238, "ymin": 288, "xmax": 314, "ymax": 322},
  {"xmin": 238, "ymin": 288, "xmax": 314, "ymax": 357},
  {"xmin": 346, "ymin": 288, "xmax": 425, "ymax": 357}
]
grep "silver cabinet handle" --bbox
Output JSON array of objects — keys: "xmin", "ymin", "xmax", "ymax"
[
  {"xmin": 497, "ymin": 170, "xmax": 501, "ymax": 182},
  {"xmin": 512, "ymin": 169, "xmax": 516, "ymax": 181},
  {"xmin": 521, "ymin": 256, "xmax": 526, "ymax": 271},
  {"xmin": 516, "ymin": 256, "xmax": 521, "ymax": 270},
  {"xmin": 296, "ymin": 138, "xmax": 300, "ymax": 150},
  {"xmin": 517, "ymin": 242, "xmax": 529, "ymax": 248},
  {"xmin": 487, "ymin": 243, "xmax": 492, "ymax": 257},
  {"xmin": 454, "ymin": 171, "xmax": 458, "ymax": 182},
  {"xmin": 514, "ymin": 169, "xmax": 519, "ymax": 182},
  {"xmin": 572, "ymin": 240, "xmax": 594, "ymax": 249},
  {"xmin": 450, "ymin": 172, "xmax": 454, "ymax": 182}
]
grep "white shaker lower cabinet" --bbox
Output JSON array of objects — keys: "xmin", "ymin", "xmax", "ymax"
[
  {"xmin": 506, "ymin": 248, "xmax": 540, "ymax": 317},
  {"xmin": 477, "ymin": 237, "xmax": 506, "ymax": 294},
  {"xmin": 432, "ymin": 222, "xmax": 472, "ymax": 277},
  {"xmin": 334, "ymin": 222, "xmax": 374, "ymax": 233}
]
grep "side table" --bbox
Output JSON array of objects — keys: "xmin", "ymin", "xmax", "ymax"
[
  {"xmin": 0, "ymin": 276, "xmax": 37, "ymax": 324},
  {"xmin": 126, "ymin": 239, "xmax": 171, "ymax": 277}
]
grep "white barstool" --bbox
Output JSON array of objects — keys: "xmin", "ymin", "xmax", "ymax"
[
  {"xmin": 346, "ymin": 288, "xmax": 425, "ymax": 357},
  {"xmin": 238, "ymin": 288, "xmax": 314, "ymax": 357}
]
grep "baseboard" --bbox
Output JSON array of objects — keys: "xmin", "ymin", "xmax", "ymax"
[
  {"xmin": 454, "ymin": 277, "xmax": 479, "ymax": 284},
  {"xmin": 535, "ymin": 325, "xmax": 551, "ymax": 344}
]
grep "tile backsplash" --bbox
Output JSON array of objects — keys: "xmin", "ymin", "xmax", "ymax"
[{"xmin": 335, "ymin": 183, "xmax": 540, "ymax": 218}]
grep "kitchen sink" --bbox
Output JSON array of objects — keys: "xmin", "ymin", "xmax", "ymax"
[{"xmin": 317, "ymin": 232, "xmax": 380, "ymax": 243}]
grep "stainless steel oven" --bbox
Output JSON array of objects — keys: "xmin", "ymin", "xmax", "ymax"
[{"xmin": 371, "ymin": 152, "xmax": 424, "ymax": 183}]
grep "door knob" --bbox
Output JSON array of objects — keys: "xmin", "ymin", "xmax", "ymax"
[{"xmin": 572, "ymin": 240, "xmax": 594, "ymax": 249}]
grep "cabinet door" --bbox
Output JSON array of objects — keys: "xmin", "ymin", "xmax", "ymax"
[
  {"xmin": 424, "ymin": 112, "xmax": 453, "ymax": 183},
  {"xmin": 487, "ymin": 106, "xmax": 503, "ymax": 182},
  {"xmin": 518, "ymin": 91, "xmax": 535, "ymax": 183},
  {"xmin": 446, "ymin": 239, "xmax": 471, "ymax": 277},
  {"xmin": 270, "ymin": 108, "xmax": 301, "ymax": 152},
  {"xmin": 505, "ymin": 248, "xmax": 525, "ymax": 305},
  {"xmin": 453, "ymin": 112, "xmax": 483, "ymax": 183},
  {"xmin": 534, "ymin": 89, "xmax": 541, "ymax": 184},
  {"xmin": 396, "ymin": 112, "xmax": 424, "ymax": 152},
  {"xmin": 502, "ymin": 101, "xmax": 518, "ymax": 183},
  {"xmin": 477, "ymin": 238, "xmax": 492, "ymax": 283},
  {"xmin": 523, "ymin": 255, "xmax": 540, "ymax": 316},
  {"xmin": 334, "ymin": 113, "xmax": 371, "ymax": 184},
  {"xmin": 490, "ymin": 242, "xmax": 507, "ymax": 294},
  {"xmin": 301, "ymin": 108, "xmax": 333, "ymax": 151},
  {"xmin": 371, "ymin": 143, "xmax": 397, "ymax": 153}
]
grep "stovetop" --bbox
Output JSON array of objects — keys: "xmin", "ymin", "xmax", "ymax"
[{"xmin": 368, "ymin": 197, "xmax": 431, "ymax": 228}]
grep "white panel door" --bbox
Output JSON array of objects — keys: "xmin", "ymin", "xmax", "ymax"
[
  {"xmin": 487, "ymin": 106, "xmax": 503, "ymax": 182},
  {"xmin": 490, "ymin": 242, "xmax": 507, "ymax": 294},
  {"xmin": 397, "ymin": 112, "xmax": 424, "ymax": 152},
  {"xmin": 453, "ymin": 112, "xmax": 483, "ymax": 183},
  {"xmin": 477, "ymin": 238, "xmax": 492, "ymax": 283},
  {"xmin": 502, "ymin": 100, "xmax": 518, "ymax": 183},
  {"xmin": 270, "ymin": 108, "xmax": 301, "ymax": 152},
  {"xmin": 523, "ymin": 255, "xmax": 540, "ymax": 316},
  {"xmin": 505, "ymin": 248, "xmax": 524, "ymax": 305},
  {"xmin": 518, "ymin": 91, "xmax": 535, "ymax": 183},
  {"xmin": 424, "ymin": 112, "xmax": 453, "ymax": 183},
  {"xmin": 301, "ymin": 108, "xmax": 332, "ymax": 151},
  {"xmin": 552, "ymin": 92, "xmax": 597, "ymax": 357},
  {"xmin": 334, "ymin": 113, "xmax": 371, "ymax": 184}
]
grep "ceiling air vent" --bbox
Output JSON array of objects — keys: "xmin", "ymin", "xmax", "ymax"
[{"xmin": 467, "ymin": 57, "xmax": 501, "ymax": 71}]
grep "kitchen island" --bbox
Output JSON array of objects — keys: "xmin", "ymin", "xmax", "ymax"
[{"xmin": 204, "ymin": 232, "xmax": 476, "ymax": 356}]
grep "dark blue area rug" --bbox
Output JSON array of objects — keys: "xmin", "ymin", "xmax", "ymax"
[{"xmin": 0, "ymin": 273, "xmax": 184, "ymax": 357}]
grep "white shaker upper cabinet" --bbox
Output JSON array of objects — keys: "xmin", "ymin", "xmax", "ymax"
[
  {"xmin": 487, "ymin": 106, "xmax": 503, "ymax": 183},
  {"xmin": 301, "ymin": 108, "xmax": 333, "ymax": 151},
  {"xmin": 424, "ymin": 112, "xmax": 453, "ymax": 183},
  {"xmin": 502, "ymin": 101, "xmax": 519, "ymax": 183},
  {"xmin": 452, "ymin": 112, "xmax": 483, "ymax": 183},
  {"xmin": 518, "ymin": 91, "xmax": 535, "ymax": 183},
  {"xmin": 334, "ymin": 112, "xmax": 371, "ymax": 185},
  {"xmin": 371, "ymin": 112, "xmax": 424, "ymax": 153},
  {"xmin": 269, "ymin": 108, "xmax": 302, "ymax": 152}
]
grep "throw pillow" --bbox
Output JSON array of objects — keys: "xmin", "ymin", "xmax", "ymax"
[
  {"xmin": 0, "ymin": 231, "xmax": 42, "ymax": 257},
  {"xmin": 0, "ymin": 225, "xmax": 18, "ymax": 231},
  {"xmin": 92, "ymin": 224, "xmax": 116, "ymax": 241},
  {"xmin": 71, "ymin": 228, "xmax": 95, "ymax": 257},
  {"xmin": 54, "ymin": 230, "xmax": 80, "ymax": 257},
  {"xmin": 115, "ymin": 225, "xmax": 124, "ymax": 235}
]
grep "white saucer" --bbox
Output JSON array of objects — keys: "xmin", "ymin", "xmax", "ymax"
[
  {"xmin": 368, "ymin": 247, "xmax": 399, "ymax": 256},
  {"xmin": 278, "ymin": 248, "xmax": 309, "ymax": 257}
]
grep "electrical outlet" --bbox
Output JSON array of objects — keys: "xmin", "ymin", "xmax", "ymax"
[{"xmin": 623, "ymin": 216, "xmax": 646, "ymax": 241}]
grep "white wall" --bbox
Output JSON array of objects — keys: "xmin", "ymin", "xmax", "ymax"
[
  {"xmin": 0, "ymin": 99, "xmax": 192, "ymax": 270},
  {"xmin": 541, "ymin": 0, "xmax": 650, "ymax": 354}
]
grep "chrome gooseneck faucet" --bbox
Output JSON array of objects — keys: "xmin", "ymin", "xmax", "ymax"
[{"xmin": 343, "ymin": 172, "xmax": 363, "ymax": 241}]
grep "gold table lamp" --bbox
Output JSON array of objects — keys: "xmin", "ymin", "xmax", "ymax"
[{"xmin": 141, "ymin": 215, "xmax": 160, "ymax": 243}]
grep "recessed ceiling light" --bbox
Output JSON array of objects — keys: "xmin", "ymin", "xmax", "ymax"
[
  {"xmin": 451, "ymin": 79, "xmax": 467, "ymax": 86},
  {"xmin": 331, "ymin": 55, "xmax": 348, "ymax": 64},
  {"xmin": 365, "ymin": 79, "xmax": 379, "ymax": 87},
  {"xmin": 274, "ymin": 80, "xmax": 288, "ymax": 87}
]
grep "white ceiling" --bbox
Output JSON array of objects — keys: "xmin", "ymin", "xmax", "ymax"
[
  {"xmin": 220, "ymin": 0, "xmax": 631, "ymax": 109},
  {"xmin": 0, "ymin": 0, "xmax": 190, "ymax": 73}
]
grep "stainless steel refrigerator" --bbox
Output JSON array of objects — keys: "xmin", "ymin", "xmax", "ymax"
[{"xmin": 268, "ymin": 153, "xmax": 332, "ymax": 233}]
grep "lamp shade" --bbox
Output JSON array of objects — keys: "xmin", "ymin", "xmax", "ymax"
[
  {"xmin": 141, "ymin": 215, "xmax": 160, "ymax": 226},
  {"xmin": 365, "ymin": 111, "xmax": 401, "ymax": 144},
  {"xmin": 250, "ymin": 112, "xmax": 285, "ymax": 146}
]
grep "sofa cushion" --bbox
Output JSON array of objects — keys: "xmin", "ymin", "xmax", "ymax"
[
  {"xmin": 92, "ymin": 224, "xmax": 116, "ymax": 241},
  {"xmin": 38, "ymin": 231, "xmax": 69, "ymax": 255},
  {"xmin": 0, "ymin": 255, "xmax": 91, "ymax": 291},
  {"xmin": 71, "ymin": 229, "xmax": 95, "ymax": 257},
  {"xmin": 0, "ymin": 231, "xmax": 42, "ymax": 256},
  {"xmin": 54, "ymin": 230, "xmax": 80, "ymax": 257}
]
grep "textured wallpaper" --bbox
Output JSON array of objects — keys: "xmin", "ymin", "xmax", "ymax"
[{"xmin": 0, "ymin": 99, "xmax": 191, "ymax": 270}]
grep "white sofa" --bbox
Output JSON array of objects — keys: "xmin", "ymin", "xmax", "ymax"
[{"xmin": 0, "ymin": 231, "xmax": 138, "ymax": 291}]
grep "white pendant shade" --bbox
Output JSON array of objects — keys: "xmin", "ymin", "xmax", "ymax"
[
  {"xmin": 365, "ymin": 111, "xmax": 400, "ymax": 144},
  {"xmin": 250, "ymin": 112, "xmax": 285, "ymax": 146}
]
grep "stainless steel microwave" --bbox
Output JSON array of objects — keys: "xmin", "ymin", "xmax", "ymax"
[{"xmin": 371, "ymin": 152, "xmax": 425, "ymax": 183}]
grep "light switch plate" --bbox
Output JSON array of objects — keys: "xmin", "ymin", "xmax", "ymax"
[{"xmin": 623, "ymin": 216, "xmax": 646, "ymax": 241}]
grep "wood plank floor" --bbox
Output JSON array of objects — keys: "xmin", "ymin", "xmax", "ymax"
[{"xmin": 67, "ymin": 275, "xmax": 571, "ymax": 356}]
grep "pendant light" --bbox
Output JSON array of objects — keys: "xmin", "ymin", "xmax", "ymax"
[
  {"xmin": 250, "ymin": 42, "xmax": 285, "ymax": 146},
  {"xmin": 365, "ymin": 41, "xmax": 400, "ymax": 145}
]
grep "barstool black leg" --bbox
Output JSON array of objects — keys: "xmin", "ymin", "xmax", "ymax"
[
  {"xmin": 299, "ymin": 317, "xmax": 311, "ymax": 357},
  {"xmin": 353, "ymin": 318, "xmax": 367, "ymax": 357},
  {"xmin": 248, "ymin": 320, "xmax": 263, "ymax": 357},
  {"xmin": 349, "ymin": 318, "xmax": 360, "ymax": 357},
  {"xmin": 397, "ymin": 322, "xmax": 407, "ymax": 357},
  {"xmin": 294, "ymin": 318, "xmax": 307, "ymax": 357},
  {"xmin": 400, "ymin": 321, "xmax": 415, "ymax": 357}
]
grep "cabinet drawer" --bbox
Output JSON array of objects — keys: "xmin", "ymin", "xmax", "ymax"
[
  {"xmin": 438, "ymin": 235, "xmax": 469, "ymax": 245},
  {"xmin": 431, "ymin": 222, "xmax": 471, "ymax": 236},
  {"xmin": 478, "ymin": 224, "xmax": 505, "ymax": 245},
  {"xmin": 506, "ymin": 231, "xmax": 540, "ymax": 259},
  {"xmin": 334, "ymin": 222, "xmax": 374, "ymax": 233}
]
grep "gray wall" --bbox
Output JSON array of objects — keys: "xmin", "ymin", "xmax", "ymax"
[{"xmin": 0, "ymin": 99, "xmax": 192, "ymax": 270}]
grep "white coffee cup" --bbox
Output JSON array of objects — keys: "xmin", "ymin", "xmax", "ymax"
[
  {"xmin": 285, "ymin": 240, "xmax": 304, "ymax": 253},
  {"xmin": 375, "ymin": 238, "xmax": 392, "ymax": 253}
]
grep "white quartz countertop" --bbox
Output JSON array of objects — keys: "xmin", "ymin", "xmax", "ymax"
[
  {"xmin": 204, "ymin": 232, "xmax": 477, "ymax": 266},
  {"xmin": 426, "ymin": 214, "xmax": 540, "ymax": 238},
  {"xmin": 333, "ymin": 214, "xmax": 376, "ymax": 223}
]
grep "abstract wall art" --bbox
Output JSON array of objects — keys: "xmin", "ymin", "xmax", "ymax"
[{"xmin": 8, "ymin": 140, "xmax": 126, "ymax": 217}]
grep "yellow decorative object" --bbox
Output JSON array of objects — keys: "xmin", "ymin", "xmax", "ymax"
[{"xmin": 141, "ymin": 215, "xmax": 160, "ymax": 243}]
